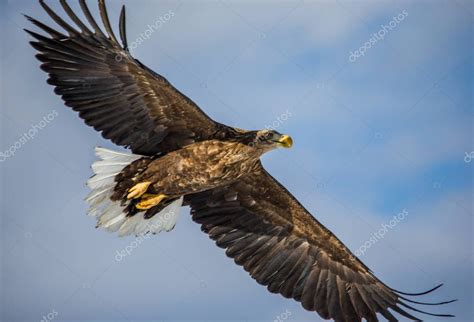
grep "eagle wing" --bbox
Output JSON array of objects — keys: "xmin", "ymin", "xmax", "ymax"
[
  {"xmin": 26, "ymin": 0, "xmax": 229, "ymax": 155},
  {"xmin": 186, "ymin": 162, "xmax": 454, "ymax": 322}
]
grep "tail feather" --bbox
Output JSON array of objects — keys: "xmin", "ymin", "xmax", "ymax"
[
  {"xmin": 86, "ymin": 186, "xmax": 112, "ymax": 205},
  {"xmin": 91, "ymin": 161, "xmax": 132, "ymax": 174},
  {"xmin": 94, "ymin": 147, "xmax": 140, "ymax": 161},
  {"xmin": 86, "ymin": 147, "xmax": 181, "ymax": 236},
  {"xmin": 86, "ymin": 172, "xmax": 118, "ymax": 189}
]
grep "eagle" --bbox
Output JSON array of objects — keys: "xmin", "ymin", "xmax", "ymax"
[{"xmin": 26, "ymin": 1, "xmax": 455, "ymax": 321}]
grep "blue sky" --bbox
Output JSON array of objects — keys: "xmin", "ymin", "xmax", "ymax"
[{"xmin": 1, "ymin": 0, "xmax": 473, "ymax": 321}]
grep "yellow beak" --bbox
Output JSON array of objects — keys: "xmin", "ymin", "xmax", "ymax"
[{"xmin": 277, "ymin": 134, "xmax": 293, "ymax": 148}]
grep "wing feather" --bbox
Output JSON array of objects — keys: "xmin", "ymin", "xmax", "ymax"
[
  {"xmin": 59, "ymin": 0, "xmax": 93, "ymax": 35},
  {"xmin": 185, "ymin": 162, "xmax": 454, "ymax": 321},
  {"xmin": 27, "ymin": 0, "xmax": 233, "ymax": 155}
]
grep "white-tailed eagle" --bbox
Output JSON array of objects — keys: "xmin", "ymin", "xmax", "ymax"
[{"xmin": 25, "ymin": 1, "xmax": 455, "ymax": 321}]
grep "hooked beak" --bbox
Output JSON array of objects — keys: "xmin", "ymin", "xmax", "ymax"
[{"xmin": 277, "ymin": 134, "xmax": 293, "ymax": 148}]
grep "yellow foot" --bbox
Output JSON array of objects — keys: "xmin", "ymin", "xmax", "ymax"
[
  {"xmin": 136, "ymin": 194, "xmax": 167, "ymax": 210},
  {"xmin": 127, "ymin": 181, "xmax": 151, "ymax": 199}
]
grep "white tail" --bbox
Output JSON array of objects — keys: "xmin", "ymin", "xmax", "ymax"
[{"xmin": 86, "ymin": 147, "xmax": 182, "ymax": 236}]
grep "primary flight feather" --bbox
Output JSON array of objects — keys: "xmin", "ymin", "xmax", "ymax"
[{"xmin": 26, "ymin": 1, "xmax": 455, "ymax": 321}]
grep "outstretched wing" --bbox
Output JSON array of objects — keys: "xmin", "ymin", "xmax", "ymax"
[
  {"xmin": 26, "ymin": 0, "xmax": 231, "ymax": 155},
  {"xmin": 186, "ymin": 163, "xmax": 454, "ymax": 322}
]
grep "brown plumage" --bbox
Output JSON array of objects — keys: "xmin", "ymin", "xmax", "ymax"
[
  {"xmin": 25, "ymin": 1, "xmax": 455, "ymax": 321},
  {"xmin": 114, "ymin": 140, "xmax": 264, "ymax": 200}
]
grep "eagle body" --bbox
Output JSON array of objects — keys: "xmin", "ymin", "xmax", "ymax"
[
  {"xmin": 114, "ymin": 139, "xmax": 263, "ymax": 202},
  {"xmin": 25, "ymin": 1, "xmax": 454, "ymax": 321}
]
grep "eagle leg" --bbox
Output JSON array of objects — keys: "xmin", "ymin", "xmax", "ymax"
[
  {"xmin": 136, "ymin": 194, "xmax": 168, "ymax": 210},
  {"xmin": 127, "ymin": 181, "xmax": 152, "ymax": 199}
]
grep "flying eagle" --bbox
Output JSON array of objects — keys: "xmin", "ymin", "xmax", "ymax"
[{"xmin": 26, "ymin": 1, "xmax": 455, "ymax": 321}]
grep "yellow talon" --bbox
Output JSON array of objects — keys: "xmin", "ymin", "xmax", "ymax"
[
  {"xmin": 127, "ymin": 181, "xmax": 151, "ymax": 199},
  {"xmin": 136, "ymin": 194, "xmax": 167, "ymax": 210}
]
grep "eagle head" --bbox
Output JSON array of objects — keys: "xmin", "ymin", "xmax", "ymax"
[{"xmin": 252, "ymin": 129, "xmax": 293, "ymax": 150}]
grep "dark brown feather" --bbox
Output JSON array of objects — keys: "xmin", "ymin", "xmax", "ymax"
[
  {"xmin": 26, "ymin": 0, "xmax": 235, "ymax": 156},
  {"xmin": 26, "ymin": 2, "xmax": 454, "ymax": 321},
  {"xmin": 186, "ymin": 162, "xmax": 452, "ymax": 321}
]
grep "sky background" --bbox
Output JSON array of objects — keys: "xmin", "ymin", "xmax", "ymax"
[{"xmin": 1, "ymin": 0, "xmax": 473, "ymax": 321}]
